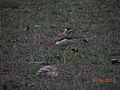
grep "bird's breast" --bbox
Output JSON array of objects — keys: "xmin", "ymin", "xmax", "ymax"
[{"xmin": 55, "ymin": 39, "xmax": 73, "ymax": 46}]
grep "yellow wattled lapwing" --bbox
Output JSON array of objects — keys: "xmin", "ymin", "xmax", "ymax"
[{"xmin": 55, "ymin": 28, "xmax": 74, "ymax": 65}]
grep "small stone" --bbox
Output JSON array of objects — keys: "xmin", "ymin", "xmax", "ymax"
[
  {"xmin": 83, "ymin": 38, "xmax": 89, "ymax": 43},
  {"xmin": 23, "ymin": 26, "xmax": 29, "ymax": 31},
  {"xmin": 34, "ymin": 25, "xmax": 39, "ymax": 28},
  {"xmin": 51, "ymin": 24, "xmax": 57, "ymax": 28},
  {"xmin": 71, "ymin": 48, "xmax": 78, "ymax": 52},
  {"xmin": 111, "ymin": 59, "xmax": 120, "ymax": 65}
]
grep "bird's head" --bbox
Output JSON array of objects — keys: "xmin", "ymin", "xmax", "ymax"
[
  {"xmin": 64, "ymin": 28, "xmax": 73, "ymax": 34},
  {"xmin": 40, "ymin": 61, "xmax": 49, "ymax": 66}
]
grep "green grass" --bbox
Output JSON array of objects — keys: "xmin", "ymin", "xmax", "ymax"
[
  {"xmin": 0, "ymin": 0, "xmax": 120, "ymax": 90},
  {"xmin": 0, "ymin": 0, "xmax": 21, "ymax": 9}
]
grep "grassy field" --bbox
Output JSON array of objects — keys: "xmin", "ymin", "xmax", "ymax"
[{"xmin": 0, "ymin": 0, "xmax": 120, "ymax": 90}]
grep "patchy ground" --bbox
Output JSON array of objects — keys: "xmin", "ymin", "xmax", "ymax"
[{"xmin": 0, "ymin": 0, "xmax": 120, "ymax": 90}]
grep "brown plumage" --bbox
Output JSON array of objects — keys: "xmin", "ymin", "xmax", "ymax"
[
  {"xmin": 56, "ymin": 28, "xmax": 73, "ymax": 41},
  {"xmin": 36, "ymin": 65, "xmax": 58, "ymax": 77},
  {"xmin": 55, "ymin": 28, "xmax": 74, "ymax": 65}
]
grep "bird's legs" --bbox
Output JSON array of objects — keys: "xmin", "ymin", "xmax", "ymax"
[
  {"xmin": 56, "ymin": 47, "xmax": 60, "ymax": 66},
  {"xmin": 64, "ymin": 47, "xmax": 67, "ymax": 64}
]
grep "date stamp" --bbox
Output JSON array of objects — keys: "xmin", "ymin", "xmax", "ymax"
[{"xmin": 92, "ymin": 78, "xmax": 116, "ymax": 84}]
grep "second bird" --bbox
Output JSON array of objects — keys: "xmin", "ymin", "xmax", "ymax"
[{"xmin": 55, "ymin": 28, "xmax": 74, "ymax": 65}]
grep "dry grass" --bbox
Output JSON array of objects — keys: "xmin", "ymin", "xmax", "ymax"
[{"xmin": 0, "ymin": 0, "xmax": 120, "ymax": 90}]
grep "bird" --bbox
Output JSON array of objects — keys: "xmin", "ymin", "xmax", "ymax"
[
  {"xmin": 55, "ymin": 28, "xmax": 74, "ymax": 65},
  {"xmin": 36, "ymin": 62, "xmax": 58, "ymax": 77}
]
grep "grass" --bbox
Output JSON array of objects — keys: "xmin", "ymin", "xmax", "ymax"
[{"xmin": 0, "ymin": 0, "xmax": 120, "ymax": 90}]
